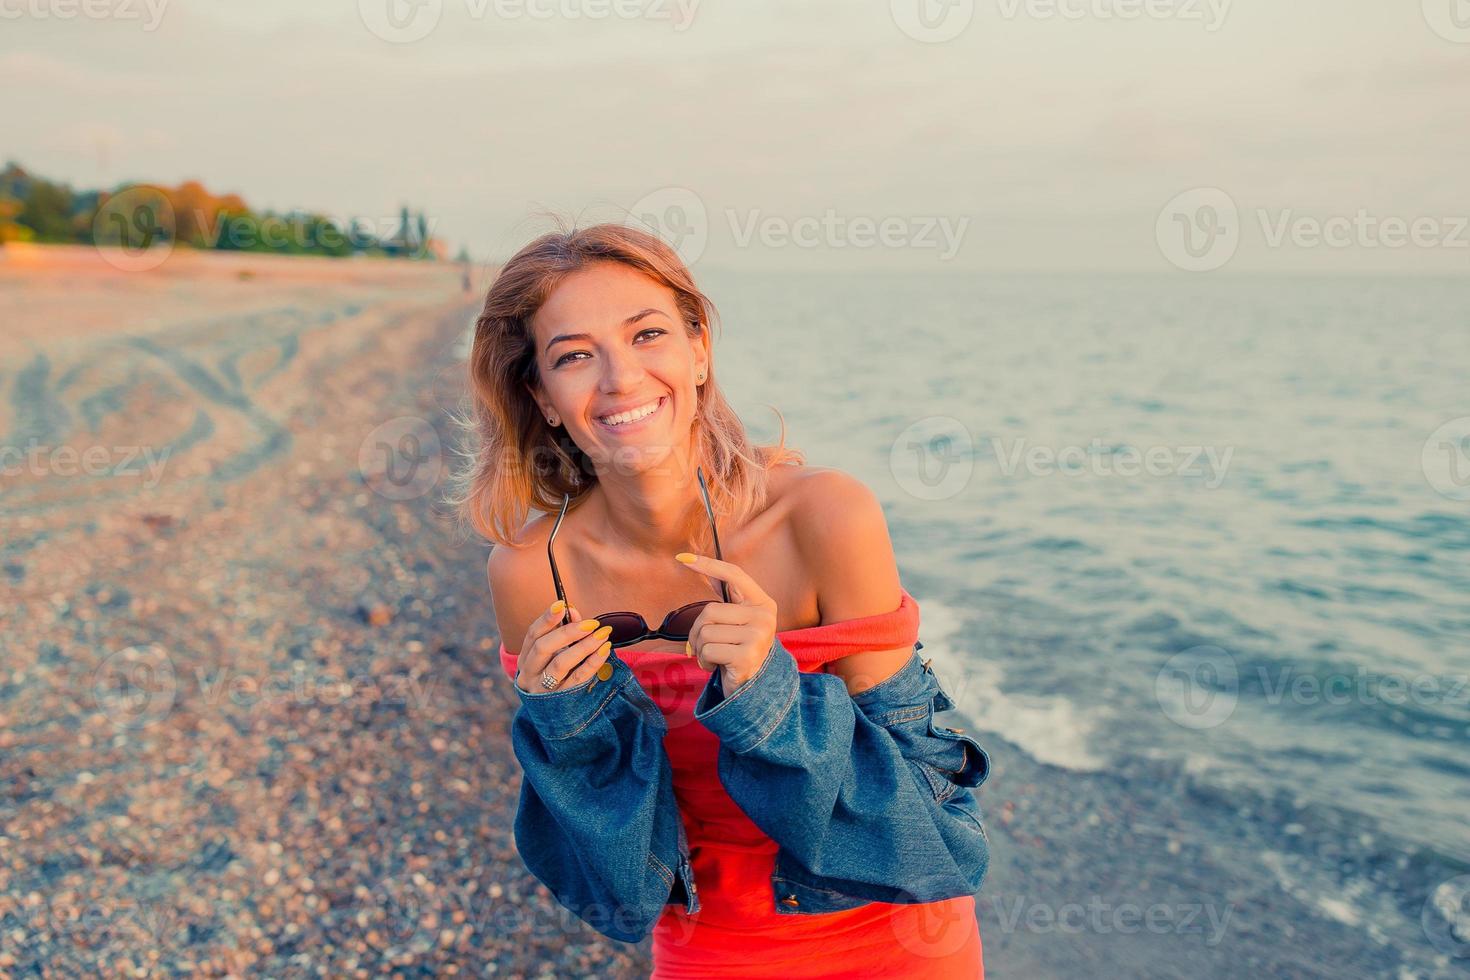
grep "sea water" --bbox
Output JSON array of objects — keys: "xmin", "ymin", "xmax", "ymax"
[{"xmin": 708, "ymin": 269, "xmax": 1469, "ymax": 871}]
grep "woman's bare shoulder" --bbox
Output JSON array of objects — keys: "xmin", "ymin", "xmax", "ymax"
[
  {"xmin": 761, "ymin": 460, "xmax": 839, "ymax": 515},
  {"xmin": 782, "ymin": 464, "xmax": 903, "ymax": 623},
  {"xmin": 758, "ymin": 462, "xmax": 881, "ymax": 545},
  {"xmin": 485, "ymin": 514, "xmax": 557, "ymax": 653},
  {"xmin": 780, "ymin": 464, "xmax": 882, "ymax": 524}
]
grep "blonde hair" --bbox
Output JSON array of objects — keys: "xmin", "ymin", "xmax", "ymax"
[{"xmin": 445, "ymin": 220, "xmax": 803, "ymax": 550}]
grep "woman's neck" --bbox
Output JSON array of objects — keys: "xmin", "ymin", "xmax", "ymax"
[{"xmin": 583, "ymin": 468, "xmax": 709, "ymax": 559}]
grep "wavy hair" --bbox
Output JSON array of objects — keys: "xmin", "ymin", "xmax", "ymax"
[{"xmin": 446, "ymin": 220, "xmax": 803, "ymax": 550}]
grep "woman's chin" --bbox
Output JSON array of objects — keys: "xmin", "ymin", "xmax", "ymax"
[{"xmin": 584, "ymin": 442, "xmax": 684, "ymax": 478}]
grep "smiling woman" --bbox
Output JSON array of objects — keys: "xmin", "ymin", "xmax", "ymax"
[
  {"xmin": 447, "ymin": 222, "xmax": 991, "ymax": 978},
  {"xmin": 448, "ymin": 222, "xmax": 800, "ymax": 553},
  {"xmin": 547, "ymin": 307, "xmax": 676, "ymax": 436}
]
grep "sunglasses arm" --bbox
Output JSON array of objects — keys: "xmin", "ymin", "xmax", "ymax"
[{"xmin": 548, "ymin": 494, "xmax": 574, "ymax": 627}]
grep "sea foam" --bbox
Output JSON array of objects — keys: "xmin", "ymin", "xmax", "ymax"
[{"xmin": 918, "ymin": 594, "xmax": 1111, "ymax": 773}]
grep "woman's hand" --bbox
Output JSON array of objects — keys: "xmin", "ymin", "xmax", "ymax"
[
  {"xmin": 515, "ymin": 599, "xmax": 614, "ymax": 694},
  {"xmin": 675, "ymin": 552, "xmax": 778, "ymax": 691}
]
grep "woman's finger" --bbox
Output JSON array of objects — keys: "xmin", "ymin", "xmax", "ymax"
[
  {"xmin": 684, "ymin": 603, "xmax": 749, "ymax": 659},
  {"xmin": 517, "ymin": 600, "xmax": 597, "ymax": 688},
  {"xmin": 524, "ymin": 614, "xmax": 602, "ymax": 673},
  {"xmin": 561, "ymin": 639, "xmax": 614, "ymax": 688},
  {"xmin": 520, "ymin": 600, "xmax": 573, "ymax": 655},
  {"xmin": 686, "ymin": 601, "xmax": 751, "ymax": 644},
  {"xmin": 674, "ymin": 553, "xmax": 774, "ymax": 608},
  {"xmin": 515, "ymin": 601, "xmax": 570, "ymax": 690},
  {"xmin": 539, "ymin": 622, "xmax": 611, "ymax": 678},
  {"xmin": 690, "ymin": 622, "xmax": 749, "ymax": 652},
  {"xmin": 519, "ymin": 622, "xmax": 610, "ymax": 692},
  {"xmin": 694, "ymin": 640, "xmax": 746, "ymax": 674},
  {"xmin": 534, "ymin": 599, "xmax": 573, "ymax": 634}
]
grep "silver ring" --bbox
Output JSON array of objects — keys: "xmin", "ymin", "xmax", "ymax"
[{"xmin": 540, "ymin": 671, "xmax": 559, "ymax": 690}]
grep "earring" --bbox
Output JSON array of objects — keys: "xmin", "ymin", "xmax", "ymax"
[
  {"xmin": 547, "ymin": 416, "xmax": 558, "ymax": 426},
  {"xmin": 697, "ymin": 372, "xmax": 705, "ymax": 383}
]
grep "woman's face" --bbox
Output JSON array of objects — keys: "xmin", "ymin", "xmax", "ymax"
[{"xmin": 528, "ymin": 260, "xmax": 710, "ymax": 473}]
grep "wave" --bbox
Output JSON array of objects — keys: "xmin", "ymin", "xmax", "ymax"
[{"xmin": 919, "ymin": 595, "xmax": 1112, "ymax": 773}]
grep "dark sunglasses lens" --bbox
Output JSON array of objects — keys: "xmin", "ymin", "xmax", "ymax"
[
  {"xmin": 598, "ymin": 613, "xmax": 647, "ymax": 646},
  {"xmin": 662, "ymin": 601, "xmax": 713, "ymax": 639}
]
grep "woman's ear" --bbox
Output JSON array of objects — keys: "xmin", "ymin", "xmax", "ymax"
[
  {"xmin": 693, "ymin": 323, "xmax": 712, "ymax": 381},
  {"xmin": 525, "ymin": 381, "xmax": 555, "ymax": 425}
]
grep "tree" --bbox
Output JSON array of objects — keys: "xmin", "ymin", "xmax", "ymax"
[
  {"xmin": 0, "ymin": 195, "xmax": 33, "ymax": 243},
  {"xmin": 0, "ymin": 160, "xmax": 440, "ymax": 261},
  {"xmin": 171, "ymin": 180, "xmax": 248, "ymax": 248},
  {"xmin": 18, "ymin": 178, "xmax": 75, "ymax": 242}
]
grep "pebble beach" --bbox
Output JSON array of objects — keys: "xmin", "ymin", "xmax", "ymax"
[
  {"xmin": 0, "ymin": 245, "xmax": 654, "ymax": 977},
  {"xmin": 5, "ymin": 246, "xmax": 1462, "ymax": 980}
]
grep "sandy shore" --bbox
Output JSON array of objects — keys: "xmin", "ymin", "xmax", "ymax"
[{"xmin": 0, "ymin": 246, "xmax": 654, "ymax": 976}]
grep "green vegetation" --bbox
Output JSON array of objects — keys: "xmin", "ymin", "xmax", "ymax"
[{"xmin": 0, "ymin": 162, "xmax": 445, "ymax": 259}]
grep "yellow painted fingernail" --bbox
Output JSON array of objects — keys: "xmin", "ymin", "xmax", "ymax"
[
  {"xmin": 675, "ymin": 552, "xmax": 696, "ymax": 563},
  {"xmin": 595, "ymin": 625, "xmax": 613, "ymax": 639},
  {"xmin": 596, "ymin": 661, "xmax": 614, "ymax": 680},
  {"xmin": 579, "ymin": 619, "xmax": 599, "ymax": 631},
  {"xmin": 550, "ymin": 599, "xmax": 566, "ymax": 615},
  {"xmin": 599, "ymin": 641, "xmax": 611, "ymax": 655},
  {"xmin": 685, "ymin": 641, "xmax": 693, "ymax": 657}
]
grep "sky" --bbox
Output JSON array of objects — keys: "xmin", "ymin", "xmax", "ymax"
[{"xmin": 6, "ymin": 0, "xmax": 1468, "ymax": 273}]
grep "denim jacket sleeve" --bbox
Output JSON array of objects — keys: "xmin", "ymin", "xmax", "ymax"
[
  {"xmin": 692, "ymin": 635, "xmax": 991, "ymax": 907},
  {"xmin": 509, "ymin": 654, "xmax": 698, "ymax": 942}
]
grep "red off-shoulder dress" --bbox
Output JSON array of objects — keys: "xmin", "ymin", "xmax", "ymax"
[{"xmin": 499, "ymin": 588, "xmax": 984, "ymax": 978}]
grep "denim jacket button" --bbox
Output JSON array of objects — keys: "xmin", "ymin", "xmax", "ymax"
[{"xmin": 780, "ymin": 895, "xmax": 800, "ymax": 908}]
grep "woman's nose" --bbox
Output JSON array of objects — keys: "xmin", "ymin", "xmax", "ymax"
[{"xmin": 598, "ymin": 346, "xmax": 646, "ymax": 392}]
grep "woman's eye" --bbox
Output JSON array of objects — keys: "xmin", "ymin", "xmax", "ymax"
[{"xmin": 553, "ymin": 328, "xmax": 665, "ymax": 367}]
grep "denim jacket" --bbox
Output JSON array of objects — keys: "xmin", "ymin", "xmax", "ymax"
[{"xmin": 508, "ymin": 634, "xmax": 991, "ymax": 943}]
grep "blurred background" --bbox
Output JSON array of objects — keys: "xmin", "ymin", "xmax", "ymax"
[{"xmin": 2, "ymin": 2, "xmax": 1468, "ymax": 977}]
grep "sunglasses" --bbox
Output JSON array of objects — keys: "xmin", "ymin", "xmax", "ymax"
[{"xmin": 549, "ymin": 466, "xmax": 730, "ymax": 653}]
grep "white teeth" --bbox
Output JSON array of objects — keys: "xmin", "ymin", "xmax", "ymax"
[{"xmin": 599, "ymin": 397, "xmax": 662, "ymax": 427}]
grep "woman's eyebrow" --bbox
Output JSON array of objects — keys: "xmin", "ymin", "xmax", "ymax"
[
  {"xmin": 624, "ymin": 307, "xmax": 667, "ymax": 326},
  {"xmin": 544, "ymin": 308, "xmax": 671, "ymax": 353}
]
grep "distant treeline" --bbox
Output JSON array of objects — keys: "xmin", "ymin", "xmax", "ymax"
[{"xmin": 0, "ymin": 162, "xmax": 457, "ymax": 260}]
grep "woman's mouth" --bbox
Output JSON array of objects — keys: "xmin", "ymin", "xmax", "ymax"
[{"xmin": 595, "ymin": 395, "xmax": 667, "ymax": 435}]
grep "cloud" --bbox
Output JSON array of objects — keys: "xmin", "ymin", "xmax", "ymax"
[
  {"xmin": 0, "ymin": 49, "xmax": 160, "ymax": 93},
  {"xmin": 5, "ymin": 0, "xmax": 1464, "ymax": 270}
]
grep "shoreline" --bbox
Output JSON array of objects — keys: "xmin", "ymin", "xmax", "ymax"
[
  {"xmin": 3, "ymin": 250, "xmax": 1464, "ymax": 976},
  {"xmin": 966, "ymin": 721, "xmax": 1466, "ymax": 978}
]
